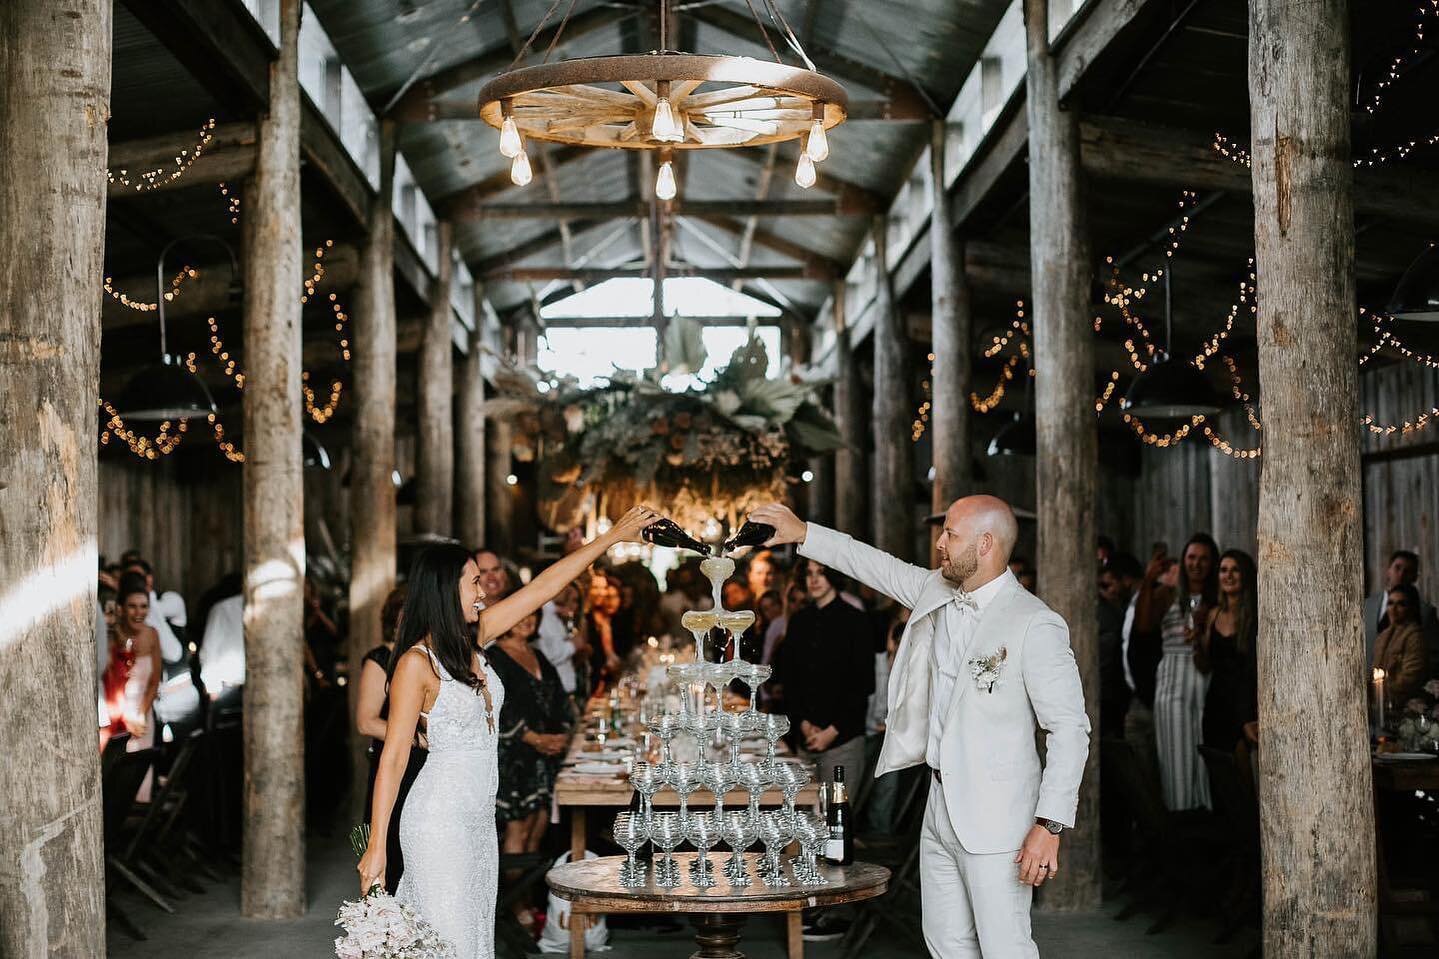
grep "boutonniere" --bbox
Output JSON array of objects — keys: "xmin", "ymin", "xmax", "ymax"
[{"xmin": 968, "ymin": 647, "xmax": 1008, "ymax": 693}]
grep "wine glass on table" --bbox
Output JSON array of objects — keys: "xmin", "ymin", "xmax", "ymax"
[
  {"xmin": 686, "ymin": 810, "xmax": 721, "ymax": 887},
  {"xmin": 722, "ymin": 809, "xmax": 759, "ymax": 887},
  {"xmin": 614, "ymin": 812, "xmax": 650, "ymax": 887},
  {"xmin": 649, "ymin": 812, "xmax": 683, "ymax": 888}
]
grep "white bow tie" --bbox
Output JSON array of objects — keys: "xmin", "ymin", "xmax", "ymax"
[{"xmin": 952, "ymin": 592, "xmax": 978, "ymax": 612}]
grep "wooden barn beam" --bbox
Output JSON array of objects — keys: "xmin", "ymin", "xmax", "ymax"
[
  {"xmin": 455, "ymin": 198, "xmax": 861, "ymax": 219},
  {"xmin": 686, "ymin": 212, "xmax": 845, "ymax": 275},
  {"xmin": 346, "ymin": 120, "xmax": 398, "ymax": 818},
  {"xmin": 0, "ymin": 1, "xmax": 109, "ymax": 954},
  {"xmin": 1248, "ymin": 1, "xmax": 1376, "ymax": 954},
  {"xmin": 870, "ymin": 216, "xmax": 912, "ymax": 557},
  {"xmin": 387, "ymin": 6, "xmax": 629, "ymax": 121},
  {"xmin": 485, "ymin": 265, "xmax": 826, "ymax": 282},
  {"xmin": 239, "ymin": 0, "xmax": 305, "ymax": 919},
  {"xmin": 1024, "ymin": 0, "xmax": 1101, "ymax": 910},
  {"xmin": 415, "ymin": 222, "xmax": 455, "ymax": 537},
  {"xmin": 731, "ymin": 147, "xmax": 887, "ymax": 214}
]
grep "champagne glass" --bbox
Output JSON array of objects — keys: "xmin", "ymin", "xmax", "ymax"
[
  {"xmin": 789, "ymin": 814, "xmax": 817, "ymax": 884},
  {"xmin": 686, "ymin": 810, "xmax": 721, "ymax": 887},
  {"xmin": 771, "ymin": 761, "xmax": 810, "ymax": 818},
  {"xmin": 649, "ymin": 812, "xmax": 683, "ymax": 888},
  {"xmin": 646, "ymin": 713, "xmax": 682, "ymax": 763},
  {"xmin": 630, "ymin": 761, "xmax": 661, "ymax": 824},
  {"xmin": 665, "ymin": 761, "xmax": 698, "ymax": 822},
  {"xmin": 761, "ymin": 713, "xmax": 790, "ymax": 769},
  {"xmin": 722, "ymin": 809, "xmax": 759, "ymax": 887},
  {"xmin": 681, "ymin": 610, "xmax": 718, "ymax": 662},
  {"xmin": 614, "ymin": 812, "xmax": 650, "ymax": 887},
  {"xmin": 738, "ymin": 762, "xmax": 772, "ymax": 821},
  {"xmin": 718, "ymin": 711, "xmax": 747, "ymax": 769},
  {"xmin": 797, "ymin": 812, "xmax": 830, "ymax": 885},
  {"xmin": 732, "ymin": 661, "xmax": 771, "ymax": 719},
  {"xmin": 701, "ymin": 761, "xmax": 737, "ymax": 818}
]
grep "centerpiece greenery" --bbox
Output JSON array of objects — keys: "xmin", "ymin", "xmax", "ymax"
[{"xmin": 485, "ymin": 336, "xmax": 843, "ymax": 533}]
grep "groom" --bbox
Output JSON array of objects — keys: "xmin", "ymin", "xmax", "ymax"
[{"xmin": 749, "ymin": 496, "xmax": 1089, "ymax": 958}]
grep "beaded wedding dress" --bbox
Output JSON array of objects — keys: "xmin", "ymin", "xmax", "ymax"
[{"xmin": 396, "ymin": 647, "xmax": 504, "ymax": 959}]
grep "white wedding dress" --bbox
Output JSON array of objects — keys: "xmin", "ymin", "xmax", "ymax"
[{"xmin": 397, "ymin": 647, "xmax": 505, "ymax": 959}]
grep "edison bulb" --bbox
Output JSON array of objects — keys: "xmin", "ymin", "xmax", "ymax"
[
  {"xmin": 806, "ymin": 119, "xmax": 829, "ymax": 161},
  {"xmin": 794, "ymin": 151, "xmax": 817, "ymax": 189},
  {"xmin": 510, "ymin": 150, "xmax": 532, "ymax": 186},
  {"xmin": 499, "ymin": 116, "xmax": 522, "ymax": 157},
  {"xmin": 652, "ymin": 97, "xmax": 684, "ymax": 143},
  {"xmin": 655, "ymin": 159, "xmax": 677, "ymax": 200}
]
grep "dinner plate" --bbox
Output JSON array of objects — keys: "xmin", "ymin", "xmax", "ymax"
[{"xmin": 572, "ymin": 761, "xmax": 626, "ymax": 775}]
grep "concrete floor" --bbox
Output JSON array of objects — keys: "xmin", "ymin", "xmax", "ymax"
[{"xmin": 107, "ymin": 835, "xmax": 1258, "ymax": 958}]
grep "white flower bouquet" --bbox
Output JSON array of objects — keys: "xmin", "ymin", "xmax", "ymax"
[{"xmin": 335, "ymin": 826, "xmax": 454, "ymax": 959}]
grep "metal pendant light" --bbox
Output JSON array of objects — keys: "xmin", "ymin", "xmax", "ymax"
[
  {"xmin": 987, "ymin": 411, "xmax": 1036, "ymax": 457},
  {"xmin": 1387, "ymin": 244, "xmax": 1439, "ymax": 322},
  {"xmin": 1121, "ymin": 260, "xmax": 1223, "ymax": 419}
]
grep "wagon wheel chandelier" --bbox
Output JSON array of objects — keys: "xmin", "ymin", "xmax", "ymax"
[{"xmin": 477, "ymin": 0, "xmax": 848, "ymax": 198}]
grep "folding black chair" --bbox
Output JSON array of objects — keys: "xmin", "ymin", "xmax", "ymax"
[{"xmin": 104, "ymin": 747, "xmax": 170, "ymax": 938}]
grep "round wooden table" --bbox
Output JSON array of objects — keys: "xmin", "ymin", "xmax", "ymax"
[{"xmin": 547, "ymin": 853, "xmax": 889, "ymax": 959}]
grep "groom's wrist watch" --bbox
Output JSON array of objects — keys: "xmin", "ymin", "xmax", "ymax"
[{"xmin": 1036, "ymin": 818, "xmax": 1065, "ymax": 835}]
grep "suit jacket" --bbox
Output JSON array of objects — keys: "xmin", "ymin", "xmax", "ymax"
[
  {"xmin": 1364, "ymin": 589, "xmax": 1439, "ymax": 677},
  {"xmin": 799, "ymin": 523, "xmax": 1090, "ymax": 855}
]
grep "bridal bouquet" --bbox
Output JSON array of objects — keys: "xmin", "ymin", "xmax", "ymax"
[{"xmin": 334, "ymin": 826, "xmax": 454, "ymax": 959}]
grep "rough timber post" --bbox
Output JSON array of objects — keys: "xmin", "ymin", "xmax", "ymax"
[
  {"xmin": 416, "ymin": 221, "xmax": 456, "ymax": 537},
  {"xmin": 929, "ymin": 120, "xmax": 973, "ymax": 515},
  {"xmin": 456, "ymin": 287, "xmax": 489, "ymax": 549},
  {"xmin": 871, "ymin": 216, "xmax": 913, "ymax": 559},
  {"xmin": 832, "ymin": 281, "xmax": 867, "ymax": 539}
]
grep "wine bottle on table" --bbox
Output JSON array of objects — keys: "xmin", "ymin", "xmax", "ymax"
[
  {"xmin": 641, "ymin": 518, "xmax": 712, "ymax": 555},
  {"xmin": 825, "ymin": 765, "xmax": 853, "ymax": 866},
  {"xmin": 722, "ymin": 520, "xmax": 775, "ymax": 555}
]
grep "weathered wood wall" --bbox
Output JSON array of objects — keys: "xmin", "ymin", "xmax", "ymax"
[
  {"xmin": 1361, "ymin": 362, "xmax": 1439, "ymax": 599},
  {"xmin": 1127, "ymin": 441, "xmax": 1213, "ymax": 555}
]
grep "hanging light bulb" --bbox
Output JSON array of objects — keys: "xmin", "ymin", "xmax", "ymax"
[
  {"xmin": 652, "ymin": 82, "xmax": 684, "ymax": 143},
  {"xmin": 795, "ymin": 150, "xmax": 817, "ymax": 189},
  {"xmin": 655, "ymin": 158, "xmax": 677, "ymax": 200},
  {"xmin": 806, "ymin": 103, "xmax": 829, "ymax": 162},
  {"xmin": 510, "ymin": 150, "xmax": 532, "ymax": 187},
  {"xmin": 499, "ymin": 116, "xmax": 522, "ymax": 158}
]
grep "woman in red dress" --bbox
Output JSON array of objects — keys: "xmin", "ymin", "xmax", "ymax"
[{"xmin": 100, "ymin": 581, "xmax": 163, "ymax": 761}]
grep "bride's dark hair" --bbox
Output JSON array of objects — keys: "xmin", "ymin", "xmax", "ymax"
[{"xmin": 389, "ymin": 544, "xmax": 486, "ymax": 691}]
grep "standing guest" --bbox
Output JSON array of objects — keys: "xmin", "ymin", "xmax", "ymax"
[
  {"xmin": 304, "ymin": 578, "xmax": 343, "ymax": 682},
  {"xmin": 490, "ymin": 610, "xmax": 572, "ymax": 929},
  {"xmin": 746, "ymin": 549, "xmax": 779, "ymax": 600},
  {"xmin": 101, "ymin": 579, "xmax": 163, "ymax": 800},
  {"xmin": 1195, "ymin": 550, "xmax": 1259, "ymax": 751},
  {"xmin": 473, "ymin": 549, "xmax": 513, "ymax": 608},
  {"xmin": 1097, "ymin": 565, "xmax": 1133, "ymax": 738},
  {"xmin": 123, "ymin": 557, "xmax": 186, "ymax": 664},
  {"xmin": 1364, "ymin": 550, "xmax": 1439, "ymax": 675},
  {"xmin": 755, "ymin": 589, "xmax": 783, "ymax": 655},
  {"xmin": 750, "ymin": 497, "xmax": 1088, "ymax": 956},
  {"xmin": 774, "ymin": 561, "xmax": 874, "ymax": 787},
  {"xmin": 587, "ymin": 571, "xmax": 624, "ymax": 680},
  {"xmin": 1134, "ymin": 533, "xmax": 1218, "ymax": 810},
  {"xmin": 198, "ymin": 589, "xmax": 245, "ymax": 708},
  {"xmin": 535, "ymin": 580, "xmax": 589, "ymax": 699},
  {"xmin": 1373, "ymin": 583, "xmax": 1429, "ymax": 705},
  {"xmin": 356, "ymin": 586, "xmax": 425, "ymax": 894},
  {"xmin": 1097, "ymin": 535, "xmax": 1117, "ymax": 568}
]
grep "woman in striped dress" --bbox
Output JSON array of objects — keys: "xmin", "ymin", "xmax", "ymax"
[{"xmin": 1138, "ymin": 533, "xmax": 1219, "ymax": 810}]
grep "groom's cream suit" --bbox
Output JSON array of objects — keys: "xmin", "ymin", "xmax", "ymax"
[{"xmin": 798, "ymin": 524, "xmax": 1090, "ymax": 958}]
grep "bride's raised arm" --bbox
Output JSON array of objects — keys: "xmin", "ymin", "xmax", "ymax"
[{"xmin": 478, "ymin": 505, "xmax": 658, "ymax": 639}]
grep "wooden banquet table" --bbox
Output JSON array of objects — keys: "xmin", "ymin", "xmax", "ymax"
[
  {"xmin": 1371, "ymin": 754, "xmax": 1439, "ymax": 945},
  {"xmin": 547, "ymin": 853, "xmax": 889, "ymax": 959}
]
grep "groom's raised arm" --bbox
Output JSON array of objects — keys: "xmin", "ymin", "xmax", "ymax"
[{"xmin": 799, "ymin": 524, "xmax": 931, "ymax": 610}]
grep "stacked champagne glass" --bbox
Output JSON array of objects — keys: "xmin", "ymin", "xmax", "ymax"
[{"xmin": 614, "ymin": 533, "xmax": 824, "ymax": 890}]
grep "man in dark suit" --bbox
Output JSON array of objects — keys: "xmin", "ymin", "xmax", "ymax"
[{"xmin": 1364, "ymin": 550, "xmax": 1439, "ymax": 677}]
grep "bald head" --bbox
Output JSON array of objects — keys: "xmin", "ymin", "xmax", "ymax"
[{"xmin": 935, "ymin": 495, "xmax": 1020, "ymax": 589}]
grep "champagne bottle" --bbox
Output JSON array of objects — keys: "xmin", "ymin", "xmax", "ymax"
[
  {"xmin": 722, "ymin": 520, "xmax": 776, "ymax": 555},
  {"xmin": 824, "ymin": 765, "xmax": 853, "ymax": 865},
  {"xmin": 641, "ymin": 518, "xmax": 712, "ymax": 555}
]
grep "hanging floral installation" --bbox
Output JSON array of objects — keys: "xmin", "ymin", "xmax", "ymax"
[{"xmin": 486, "ymin": 337, "xmax": 843, "ymax": 533}]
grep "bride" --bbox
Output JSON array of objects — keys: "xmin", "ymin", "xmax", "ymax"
[{"xmin": 359, "ymin": 505, "xmax": 659, "ymax": 958}]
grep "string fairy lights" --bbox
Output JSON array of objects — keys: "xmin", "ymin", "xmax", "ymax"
[
  {"xmin": 104, "ymin": 265, "xmax": 198, "ymax": 312},
  {"xmin": 108, "ymin": 118, "xmax": 218, "ymax": 192}
]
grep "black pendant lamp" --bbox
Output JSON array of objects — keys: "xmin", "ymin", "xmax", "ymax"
[
  {"xmin": 1120, "ymin": 260, "xmax": 1224, "ymax": 419},
  {"xmin": 115, "ymin": 235, "xmax": 237, "ymax": 422},
  {"xmin": 1387, "ymin": 244, "xmax": 1439, "ymax": 322}
]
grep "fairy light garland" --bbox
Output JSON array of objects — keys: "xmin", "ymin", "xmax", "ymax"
[
  {"xmin": 1094, "ymin": 370, "xmax": 1121, "ymax": 412},
  {"xmin": 219, "ymin": 181, "xmax": 241, "ymax": 225},
  {"xmin": 911, "ymin": 354, "xmax": 934, "ymax": 441},
  {"xmin": 1123, "ymin": 412, "xmax": 1201, "ymax": 447},
  {"xmin": 108, "ymin": 118, "xmax": 218, "ymax": 192},
  {"xmin": 99, "ymin": 398, "xmax": 191, "ymax": 459},
  {"xmin": 1193, "ymin": 260, "xmax": 1256, "ymax": 370},
  {"xmin": 104, "ymin": 265, "xmax": 197, "ymax": 312}
]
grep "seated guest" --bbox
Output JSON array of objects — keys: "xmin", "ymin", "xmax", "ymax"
[
  {"xmin": 775, "ymin": 560, "xmax": 874, "ymax": 785},
  {"xmin": 102, "ymin": 578, "xmax": 163, "ymax": 798},
  {"xmin": 1374, "ymin": 583, "xmax": 1429, "ymax": 705},
  {"xmin": 535, "ymin": 580, "xmax": 589, "ymax": 699},
  {"xmin": 356, "ymin": 585, "xmax": 424, "ymax": 894},
  {"xmin": 490, "ymin": 610, "xmax": 571, "ymax": 929},
  {"xmin": 123, "ymin": 557, "xmax": 186, "ymax": 663},
  {"xmin": 1364, "ymin": 549, "xmax": 1439, "ymax": 676},
  {"xmin": 1195, "ymin": 550, "xmax": 1259, "ymax": 751}
]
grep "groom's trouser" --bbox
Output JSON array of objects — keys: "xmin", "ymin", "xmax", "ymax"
[{"xmin": 921, "ymin": 775, "xmax": 1038, "ymax": 958}]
